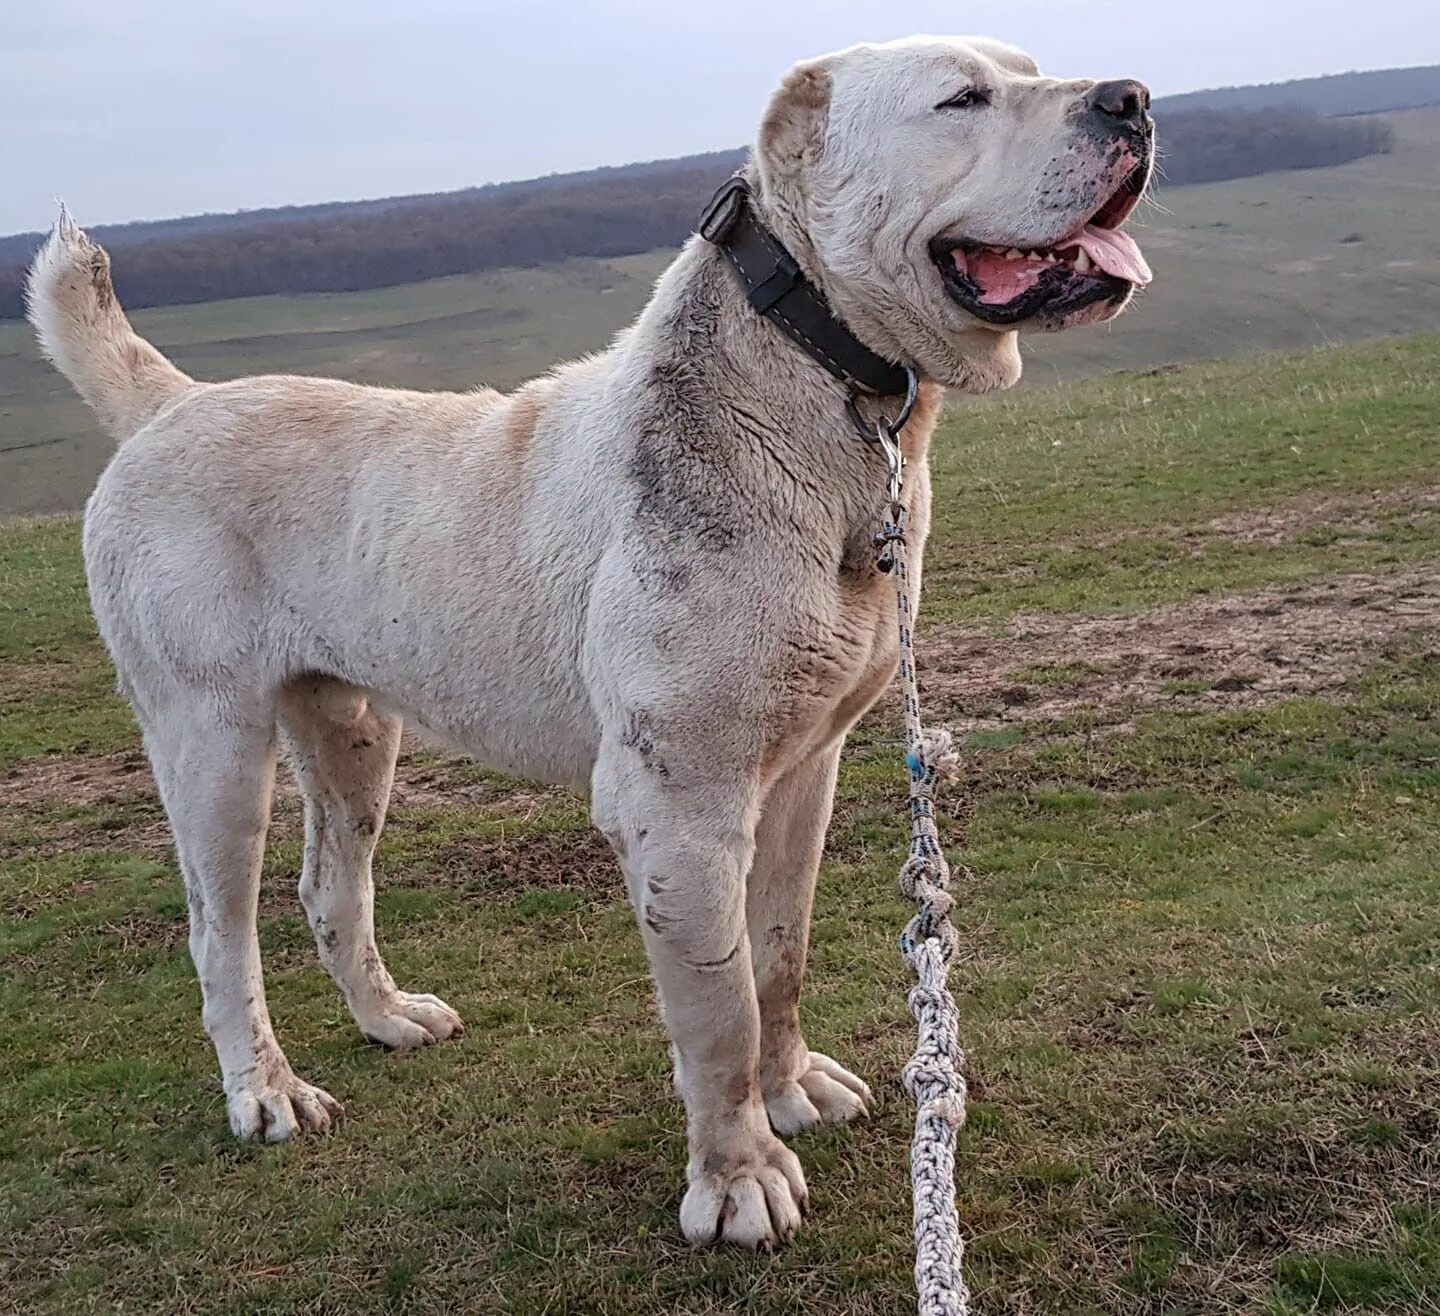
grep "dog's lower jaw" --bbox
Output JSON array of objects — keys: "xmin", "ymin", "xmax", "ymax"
[
  {"xmin": 908, "ymin": 323, "xmax": 1024, "ymax": 394},
  {"xmin": 947, "ymin": 325, "xmax": 1023, "ymax": 394},
  {"xmin": 839, "ymin": 284, "xmax": 1024, "ymax": 395}
]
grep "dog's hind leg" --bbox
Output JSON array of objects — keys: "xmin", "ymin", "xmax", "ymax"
[
  {"xmin": 142, "ymin": 688, "xmax": 343, "ymax": 1142},
  {"xmin": 279, "ymin": 679, "xmax": 464, "ymax": 1050},
  {"xmin": 748, "ymin": 742, "xmax": 873, "ymax": 1137}
]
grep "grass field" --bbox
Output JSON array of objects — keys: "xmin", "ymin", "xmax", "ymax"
[
  {"xmin": 2, "ymin": 334, "xmax": 1438, "ymax": 1313},
  {"xmin": 2, "ymin": 108, "xmax": 1440, "ymax": 518}
]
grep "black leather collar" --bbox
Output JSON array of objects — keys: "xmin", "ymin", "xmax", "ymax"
[{"xmin": 698, "ymin": 175, "xmax": 912, "ymax": 403}]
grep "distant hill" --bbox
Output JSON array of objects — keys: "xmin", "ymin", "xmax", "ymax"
[
  {"xmin": 1156, "ymin": 64, "xmax": 1440, "ymax": 117},
  {"xmin": 0, "ymin": 64, "xmax": 1430, "ymax": 320},
  {"xmin": 0, "ymin": 150, "xmax": 746, "ymax": 271}
]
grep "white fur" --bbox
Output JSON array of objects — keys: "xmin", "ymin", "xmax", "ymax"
[{"xmin": 28, "ymin": 36, "xmax": 1144, "ymax": 1247}]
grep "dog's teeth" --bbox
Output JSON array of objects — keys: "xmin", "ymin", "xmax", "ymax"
[
  {"xmin": 1006, "ymin": 248, "xmax": 1024, "ymax": 260},
  {"xmin": 1026, "ymin": 251, "xmax": 1043, "ymax": 262},
  {"xmin": 1074, "ymin": 250, "xmax": 1093, "ymax": 274}
]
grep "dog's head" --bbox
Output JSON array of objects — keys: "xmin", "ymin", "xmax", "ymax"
[{"xmin": 752, "ymin": 36, "xmax": 1155, "ymax": 391}]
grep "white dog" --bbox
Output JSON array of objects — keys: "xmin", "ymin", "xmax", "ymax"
[{"xmin": 28, "ymin": 36, "xmax": 1152, "ymax": 1248}]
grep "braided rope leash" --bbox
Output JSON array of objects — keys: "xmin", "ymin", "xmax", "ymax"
[{"xmin": 874, "ymin": 425, "xmax": 972, "ymax": 1316}]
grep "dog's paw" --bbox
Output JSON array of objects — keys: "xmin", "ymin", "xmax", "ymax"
[
  {"xmin": 358, "ymin": 992, "xmax": 465, "ymax": 1050},
  {"xmin": 680, "ymin": 1134, "xmax": 808, "ymax": 1250},
  {"xmin": 764, "ymin": 1051, "xmax": 873, "ymax": 1137},
  {"xmin": 227, "ymin": 1071, "xmax": 344, "ymax": 1142}
]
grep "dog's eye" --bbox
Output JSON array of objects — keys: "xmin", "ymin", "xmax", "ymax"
[{"xmin": 936, "ymin": 88, "xmax": 989, "ymax": 111}]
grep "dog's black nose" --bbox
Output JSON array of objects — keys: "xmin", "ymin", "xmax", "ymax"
[{"xmin": 1087, "ymin": 79, "xmax": 1151, "ymax": 131}]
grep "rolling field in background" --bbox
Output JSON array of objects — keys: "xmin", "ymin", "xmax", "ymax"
[
  {"xmin": 3, "ymin": 335, "xmax": 1438, "ymax": 1313},
  {"xmin": 2, "ymin": 107, "xmax": 1439, "ymax": 517}
]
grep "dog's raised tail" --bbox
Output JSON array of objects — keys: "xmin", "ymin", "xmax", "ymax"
[{"xmin": 26, "ymin": 208, "xmax": 193, "ymax": 442}]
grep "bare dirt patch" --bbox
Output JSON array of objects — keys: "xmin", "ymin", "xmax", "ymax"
[
  {"xmin": 920, "ymin": 569, "xmax": 1440, "ymax": 734},
  {"xmin": 1197, "ymin": 485, "xmax": 1440, "ymax": 546},
  {"xmin": 102, "ymin": 910, "xmax": 188, "ymax": 953},
  {"xmin": 4, "ymin": 734, "xmax": 568, "ymax": 815},
  {"xmin": 388, "ymin": 746, "xmax": 574, "ymax": 815},
  {"xmin": 3, "ymin": 748, "xmax": 153, "ymax": 808},
  {"xmin": 1087, "ymin": 484, "xmax": 1440, "ymax": 552},
  {"xmin": 1, "ymin": 750, "xmax": 178, "ymax": 864},
  {"xmin": 1, "ymin": 748, "xmax": 300, "ymax": 865},
  {"xmin": 10, "ymin": 569, "xmax": 1440, "ymax": 834},
  {"xmin": 417, "ymin": 828, "xmax": 621, "ymax": 897},
  {"xmin": 3, "ymin": 737, "xmax": 594, "ymax": 900}
]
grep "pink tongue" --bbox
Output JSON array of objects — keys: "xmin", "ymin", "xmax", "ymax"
[{"xmin": 1073, "ymin": 224, "xmax": 1152, "ymax": 286}]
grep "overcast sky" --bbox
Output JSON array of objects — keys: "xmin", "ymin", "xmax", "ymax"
[{"xmin": 4, "ymin": 0, "xmax": 1438, "ymax": 235}]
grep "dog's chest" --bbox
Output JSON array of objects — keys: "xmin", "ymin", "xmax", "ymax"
[
  {"xmin": 764, "ymin": 564, "xmax": 911, "ymax": 778},
  {"xmin": 769, "ymin": 459, "xmax": 933, "ymax": 766}
]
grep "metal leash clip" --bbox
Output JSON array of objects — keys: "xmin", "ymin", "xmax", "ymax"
[
  {"xmin": 861, "ymin": 367, "xmax": 917, "ymax": 572},
  {"xmin": 871, "ymin": 421, "xmax": 908, "ymax": 573},
  {"xmin": 873, "ymin": 419, "xmax": 905, "ymax": 504},
  {"xmin": 848, "ymin": 366, "xmax": 918, "ymax": 573}
]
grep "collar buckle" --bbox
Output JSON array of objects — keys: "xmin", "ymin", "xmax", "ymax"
[{"xmin": 698, "ymin": 175, "xmax": 749, "ymax": 246}]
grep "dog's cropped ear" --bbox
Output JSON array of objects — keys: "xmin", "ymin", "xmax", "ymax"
[{"xmin": 758, "ymin": 61, "xmax": 832, "ymax": 175}]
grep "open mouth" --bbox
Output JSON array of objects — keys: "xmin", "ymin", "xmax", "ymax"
[{"xmin": 930, "ymin": 161, "xmax": 1153, "ymax": 326}]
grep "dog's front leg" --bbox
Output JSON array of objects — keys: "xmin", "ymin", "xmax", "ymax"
[
  {"xmin": 593, "ymin": 744, "xmax": 808, "ymax": 1250},
  {"xmin": 749, "ymin": 742, "xmax": 874, "ymax": 1136}
]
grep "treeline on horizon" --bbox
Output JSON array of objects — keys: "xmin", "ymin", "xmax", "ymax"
[
  {"xmin": 1157, "ymin": 62, "xmax": 1440, "ymax": 117},
  {"xmin": 0, "ymin": 107, "xmax": 1398, "ymax": 320}
]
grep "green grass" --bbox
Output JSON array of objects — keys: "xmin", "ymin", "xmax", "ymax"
[
  {"xmin": 0, "ymin": 517, "xmax": 134, "ymax": 767},
  {"xmin": 2, "ymin": 338, "xmax": 1439, "ymax": 1312},
  {"xmin": 926, "ymin": 334, "xmax": 1440, "ymax": 621}
]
